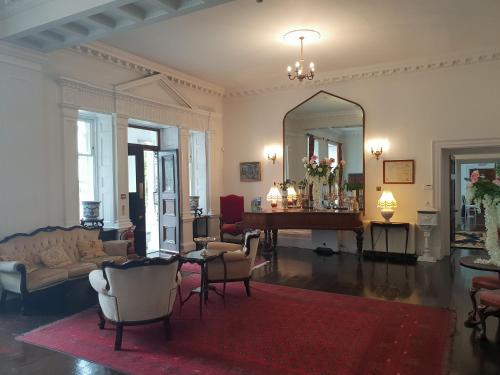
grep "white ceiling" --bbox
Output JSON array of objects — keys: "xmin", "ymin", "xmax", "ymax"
[{"xmin": 101, "ymin": 0, "xmax": 500, "ymax": 90}]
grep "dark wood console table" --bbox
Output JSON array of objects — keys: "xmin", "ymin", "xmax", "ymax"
[{"xmin": 241, "ymin": 208, "xmax": 364, "ymax": 255}]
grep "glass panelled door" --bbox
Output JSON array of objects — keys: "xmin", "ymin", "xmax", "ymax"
[
  {"xmin": 159, "ymin": 150, "xmax": 180, "ymax": 253},
  {"xmin": 128, "ymin": 144, "xmax": 147, "ymax": 256}
]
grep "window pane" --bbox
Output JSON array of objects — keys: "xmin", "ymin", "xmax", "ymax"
[
  {"xmin": 328, "ymin": 143, "xmax": 338, "ymax": 168},
  {"xmin": 128, "ymin": 127, "xmax": 158, "ymax": 146},
  {"xmin": 78, "ymin": 155, "xmax": 95, "ymax": 217},
  {"xmin": 188, "ymin": 131, "xmax": 207, "ymax": 212},
  {"xmin": 77, "ymin": 120, "xmax": 92, "ymax": 155}
]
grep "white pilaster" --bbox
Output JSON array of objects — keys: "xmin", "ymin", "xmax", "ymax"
[
  {"xmin": 113, "ymin": 114, "xmax": 133, "ymax": 230},
  {"xmin": 179, "ymin": 127, "xmax": 195, "ymax": 251},
  {"xmin": 206, "ymin": 114, "xmax": 223, "ymax": 238},
  {"xmin": 62, "ymin": 105, "xmax": 80, "ymax": 226}
]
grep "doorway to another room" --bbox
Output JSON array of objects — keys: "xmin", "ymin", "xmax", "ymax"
[
  {"xmin": 128, "ymin": 125, "xmax": 180, "ymax": 256},
  {"xmin": 450, "ymin": 155, "xmax": 500, "ymax": 250}
]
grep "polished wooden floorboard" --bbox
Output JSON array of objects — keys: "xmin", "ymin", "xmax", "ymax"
[{"xmin": 0, "ymin": 247, "xmax": 498, "ymax": 375}]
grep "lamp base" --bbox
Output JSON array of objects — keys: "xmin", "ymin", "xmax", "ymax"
[{"xmin": 380, "ymin": 209, "xmax": 394, "ymax": 223}]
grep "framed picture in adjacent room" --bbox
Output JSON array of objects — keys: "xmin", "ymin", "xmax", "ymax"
[
  {"xmin": 240, "ymin": 162, "xmax": 261, "ymax": 182},
  {"xmin": 383, "ymin": 159, "xmax": 415, "ymax": 184}
]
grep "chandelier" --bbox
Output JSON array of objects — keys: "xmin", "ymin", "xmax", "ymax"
[{"xmin": 284, "ymin": 29, "xmax": 319, "ymax": 82}]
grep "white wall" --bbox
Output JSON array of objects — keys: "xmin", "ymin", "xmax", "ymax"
[
  {"xmin": 0, "ymin": 44, "xmax": 224, "ymax": 243},
  {"xmin": 222, "ymin": 60, "xmax": 500, "ymax": 257}
]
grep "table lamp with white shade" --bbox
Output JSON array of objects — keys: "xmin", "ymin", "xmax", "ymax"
[
  {"xmin": 377, "ymin": 191, "xmax": 397, "ymax": 223},
  {"xmin": 266, "ymin": 184, "xmax": 282, "ymax": 209},
  {"xmin": 287, "ymin": 185, "xmax": 298, "ymax": 206}
]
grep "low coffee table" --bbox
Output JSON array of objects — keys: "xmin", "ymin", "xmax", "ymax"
[{"xmin": 180, "ymin": 249, "xmax": 227, "ymax": 319}]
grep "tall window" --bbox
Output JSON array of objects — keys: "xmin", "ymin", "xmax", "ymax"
[
  {"xmin": 328, "ymin": 143, "xmax": 338, "ymax": 168},
  {"xmin": 78, "ymin": 118, "xmax": 96, "ymax": 216},
  {"xmin": 189, "ymin": 131, "xmax": 207, "ymax": 213}
]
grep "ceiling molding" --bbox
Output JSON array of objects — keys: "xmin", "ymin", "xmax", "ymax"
[
  {"xmin": 225, "ymin": 49, "xmax": 500, "ymax": 98},
  {"xmin": 69, "ymin": 41, "xmax": 225, "ymax": 97}
]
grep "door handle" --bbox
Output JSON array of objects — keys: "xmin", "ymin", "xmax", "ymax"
[{"xmin": 139, "ymin": 182, "xmax": 144, "ymax": 199}]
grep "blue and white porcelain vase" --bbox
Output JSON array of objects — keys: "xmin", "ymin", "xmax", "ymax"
[{"xmin": 82, "ymin": 201, "xmax": 100, "ymax": 220}]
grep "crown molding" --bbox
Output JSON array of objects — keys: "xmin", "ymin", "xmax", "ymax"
[
  {"xmin": 69, "ymin": 41, "xmax": 225, "ymax": 98},
  {"xmin": 225, "ymin": 48, "xmax": 500, "ymax": 98}
]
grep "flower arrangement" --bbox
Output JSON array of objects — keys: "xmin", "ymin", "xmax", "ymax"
[
  {"xmin": 466, "ymin": 169, "xmax": 500, "ymax": 265},
  {"xmin": 302, "ymin": 155, "xmax": 336, "ymax": 184},
  {"xmin": 278, "ymin": 179, "xmax": 295, "ymax": 192}
]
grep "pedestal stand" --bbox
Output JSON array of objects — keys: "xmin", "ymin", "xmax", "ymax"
[{"xmin": 418, "ymin": 225, "xmax": 436, "ymax": 262}]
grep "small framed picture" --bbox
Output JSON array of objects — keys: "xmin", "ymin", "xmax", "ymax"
[
  {"xmin": 240, "ymin": 162, "xmax": 261, "ymax": 182},
  {"xmin": 383, "ymin": 160, "xmax": 415, "ymax": 184}
]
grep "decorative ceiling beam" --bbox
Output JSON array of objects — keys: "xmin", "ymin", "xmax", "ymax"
[
  {"xmin": 150, "ymin": 0, "xmax": 181, "ymax": 12},
  {"xmin": 114, "ymin": 4, "xmax": 147, "ymax": 21},
  {"xmin": 57, "ymin": 22, "xmax": 90, "ymax": 37}
]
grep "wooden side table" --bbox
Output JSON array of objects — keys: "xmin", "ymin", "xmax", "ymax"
[{"xmin": 370, "ymin": 221, "xmax": 410, "ymax": 254}]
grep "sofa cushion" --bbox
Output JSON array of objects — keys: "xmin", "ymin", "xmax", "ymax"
[
  {"xmin": 207, "ymin": 257, "xmax": 251, "ymax": 281},
  {"xmin": 39, "ymin": 245, "xmax": 73, "ymax": 268},
  {"xmin": 77, "ymin": 239, "xmax": 106, "ymax": 260},
  {"xmin": 64, "ymin": 262, "xmax": 98, "ymax": 278},
  {"xmin": 86, "ymin": 255, "xmax": 127, "ymax": 268},
  {"xmin": 26, "ymin": 267, "xmax": 68, "ymax": 292}
]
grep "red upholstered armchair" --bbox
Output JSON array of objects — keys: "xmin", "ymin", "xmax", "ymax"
[{"xmin": 220, "ymin": 195, "xmax": 244, "ymax": 242}]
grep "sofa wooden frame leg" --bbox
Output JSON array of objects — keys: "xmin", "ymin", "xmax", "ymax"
[
  {"xmin": 0, "ymin": 290, "xmax": 7, "ymax": 310},
  {"xmin": 114, "ymin": 323, "xmax": 124, "ymax": 351}
]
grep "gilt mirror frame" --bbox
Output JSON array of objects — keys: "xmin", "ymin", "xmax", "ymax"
[{"xmin": 282, "ymin": 90, "xmax": 366, "ymax": 213}]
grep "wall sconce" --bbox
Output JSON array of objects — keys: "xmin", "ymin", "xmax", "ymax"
[
  {"xmin": 366, "ymin": 139, "xmax": 389, "ymax": 160},
  {"xmin": 371, "ymin": 146, "xmax": 383, "ymax": 160},
  {"xmin": 267, "ymin": 153, "xmax": 277, "ymax": 164}
]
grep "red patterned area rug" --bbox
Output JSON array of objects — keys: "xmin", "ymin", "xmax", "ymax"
[{"xmin": 18, "ymin": 274, "xmax": 453, "ymax": 375}]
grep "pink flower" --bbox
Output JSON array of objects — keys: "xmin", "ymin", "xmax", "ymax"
[
  {"xmin": 494, "ymin": 179, "xmax": 500, "ymax": 187},
  {"xmin": 311, "ymin": 155, "xmax": 318, "ymax": 161},
  {"xmin": 329, "ymin": 158, "xmax": 335, "ymax": 164},
  {"xmin": 470, "ymin": 170, "xmax": 480, "ymax": 184}
]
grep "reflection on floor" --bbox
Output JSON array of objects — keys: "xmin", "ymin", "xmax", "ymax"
[{"xmin": 0, "ymin": 247, "xmax": 499, "ymax": 375}]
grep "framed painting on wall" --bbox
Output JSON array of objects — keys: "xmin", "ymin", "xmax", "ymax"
[
  {"xmin": 383, "ymin": 160, "xmax": 415, "ymax": 184},
  {"xmin": 240, "ymin": 162, "xmax": 261, "ymax": 182}
]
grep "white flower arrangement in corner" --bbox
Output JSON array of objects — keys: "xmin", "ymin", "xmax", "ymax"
[{"xmin": 466, "ymin": 169, "xmax": 500, "ymax": 265}]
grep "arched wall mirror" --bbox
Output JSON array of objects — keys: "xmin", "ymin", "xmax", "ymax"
[{"xmin": 283, "ymin": 90, "xmax": 365, "ymax": 211}]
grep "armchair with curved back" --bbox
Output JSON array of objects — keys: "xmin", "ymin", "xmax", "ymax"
[
  {"xmin": 89, "ymin": 256, "xmax": 181, "ymax": 350},
  {"xmin": 219, "ymin": 195, "xmax": 244, "ymax": 242},
  {"xmin": 206, "ymin": 230, "xmax": 261, "ymax": 296}
]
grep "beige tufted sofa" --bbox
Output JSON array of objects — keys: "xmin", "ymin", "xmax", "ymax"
[{"xmin": 0, "ymin": 226, "xmax": 130, "ymax": 312}]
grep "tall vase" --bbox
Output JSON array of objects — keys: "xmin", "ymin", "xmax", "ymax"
[{"xmin": 312, "ymin": 181, "xmax": 322, "ymax": 210}]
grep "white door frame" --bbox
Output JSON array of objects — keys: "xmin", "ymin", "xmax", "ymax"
[{"xmin": 432, "ymin": 138, "xmax": 500, "ymax": 257}]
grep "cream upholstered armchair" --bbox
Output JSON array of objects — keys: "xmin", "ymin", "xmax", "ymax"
[
  {"xmin": 89, "ymin": 256, "xmax": 181, "ymax": 350},
  {"xmin": 206, "ymin": 230, "xmax": 261, "ymax": 296}
]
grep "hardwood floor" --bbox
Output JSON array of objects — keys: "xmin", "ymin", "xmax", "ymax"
[{"xmin": 0, "ymin": 247, "xmax": 498, "ymax": 375}]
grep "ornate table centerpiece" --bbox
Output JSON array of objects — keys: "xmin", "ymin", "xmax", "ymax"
[{"xmin": 303, "ymin": 156, "xmax": 345, "ymax": 210}]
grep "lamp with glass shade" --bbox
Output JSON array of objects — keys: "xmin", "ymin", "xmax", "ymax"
[
  {"xmin": 287, "ymin": 186, "xmax": 298, "ymax": 206},
  {"xmin": 377, "ymin": 191, "xmax": 397, "ymax": 223},
  {"xmin": 266, "ymin": 184, "xmax": 282, "ymax": 209}
]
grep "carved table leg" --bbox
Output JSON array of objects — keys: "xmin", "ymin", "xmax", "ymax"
[
  {"xmin": 465, "ymin": 286, "xmax": 480, "ymax": 327},
  {"xmin": 272, "ymin": 229, "xmax": 278, "ymax": 250}
]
